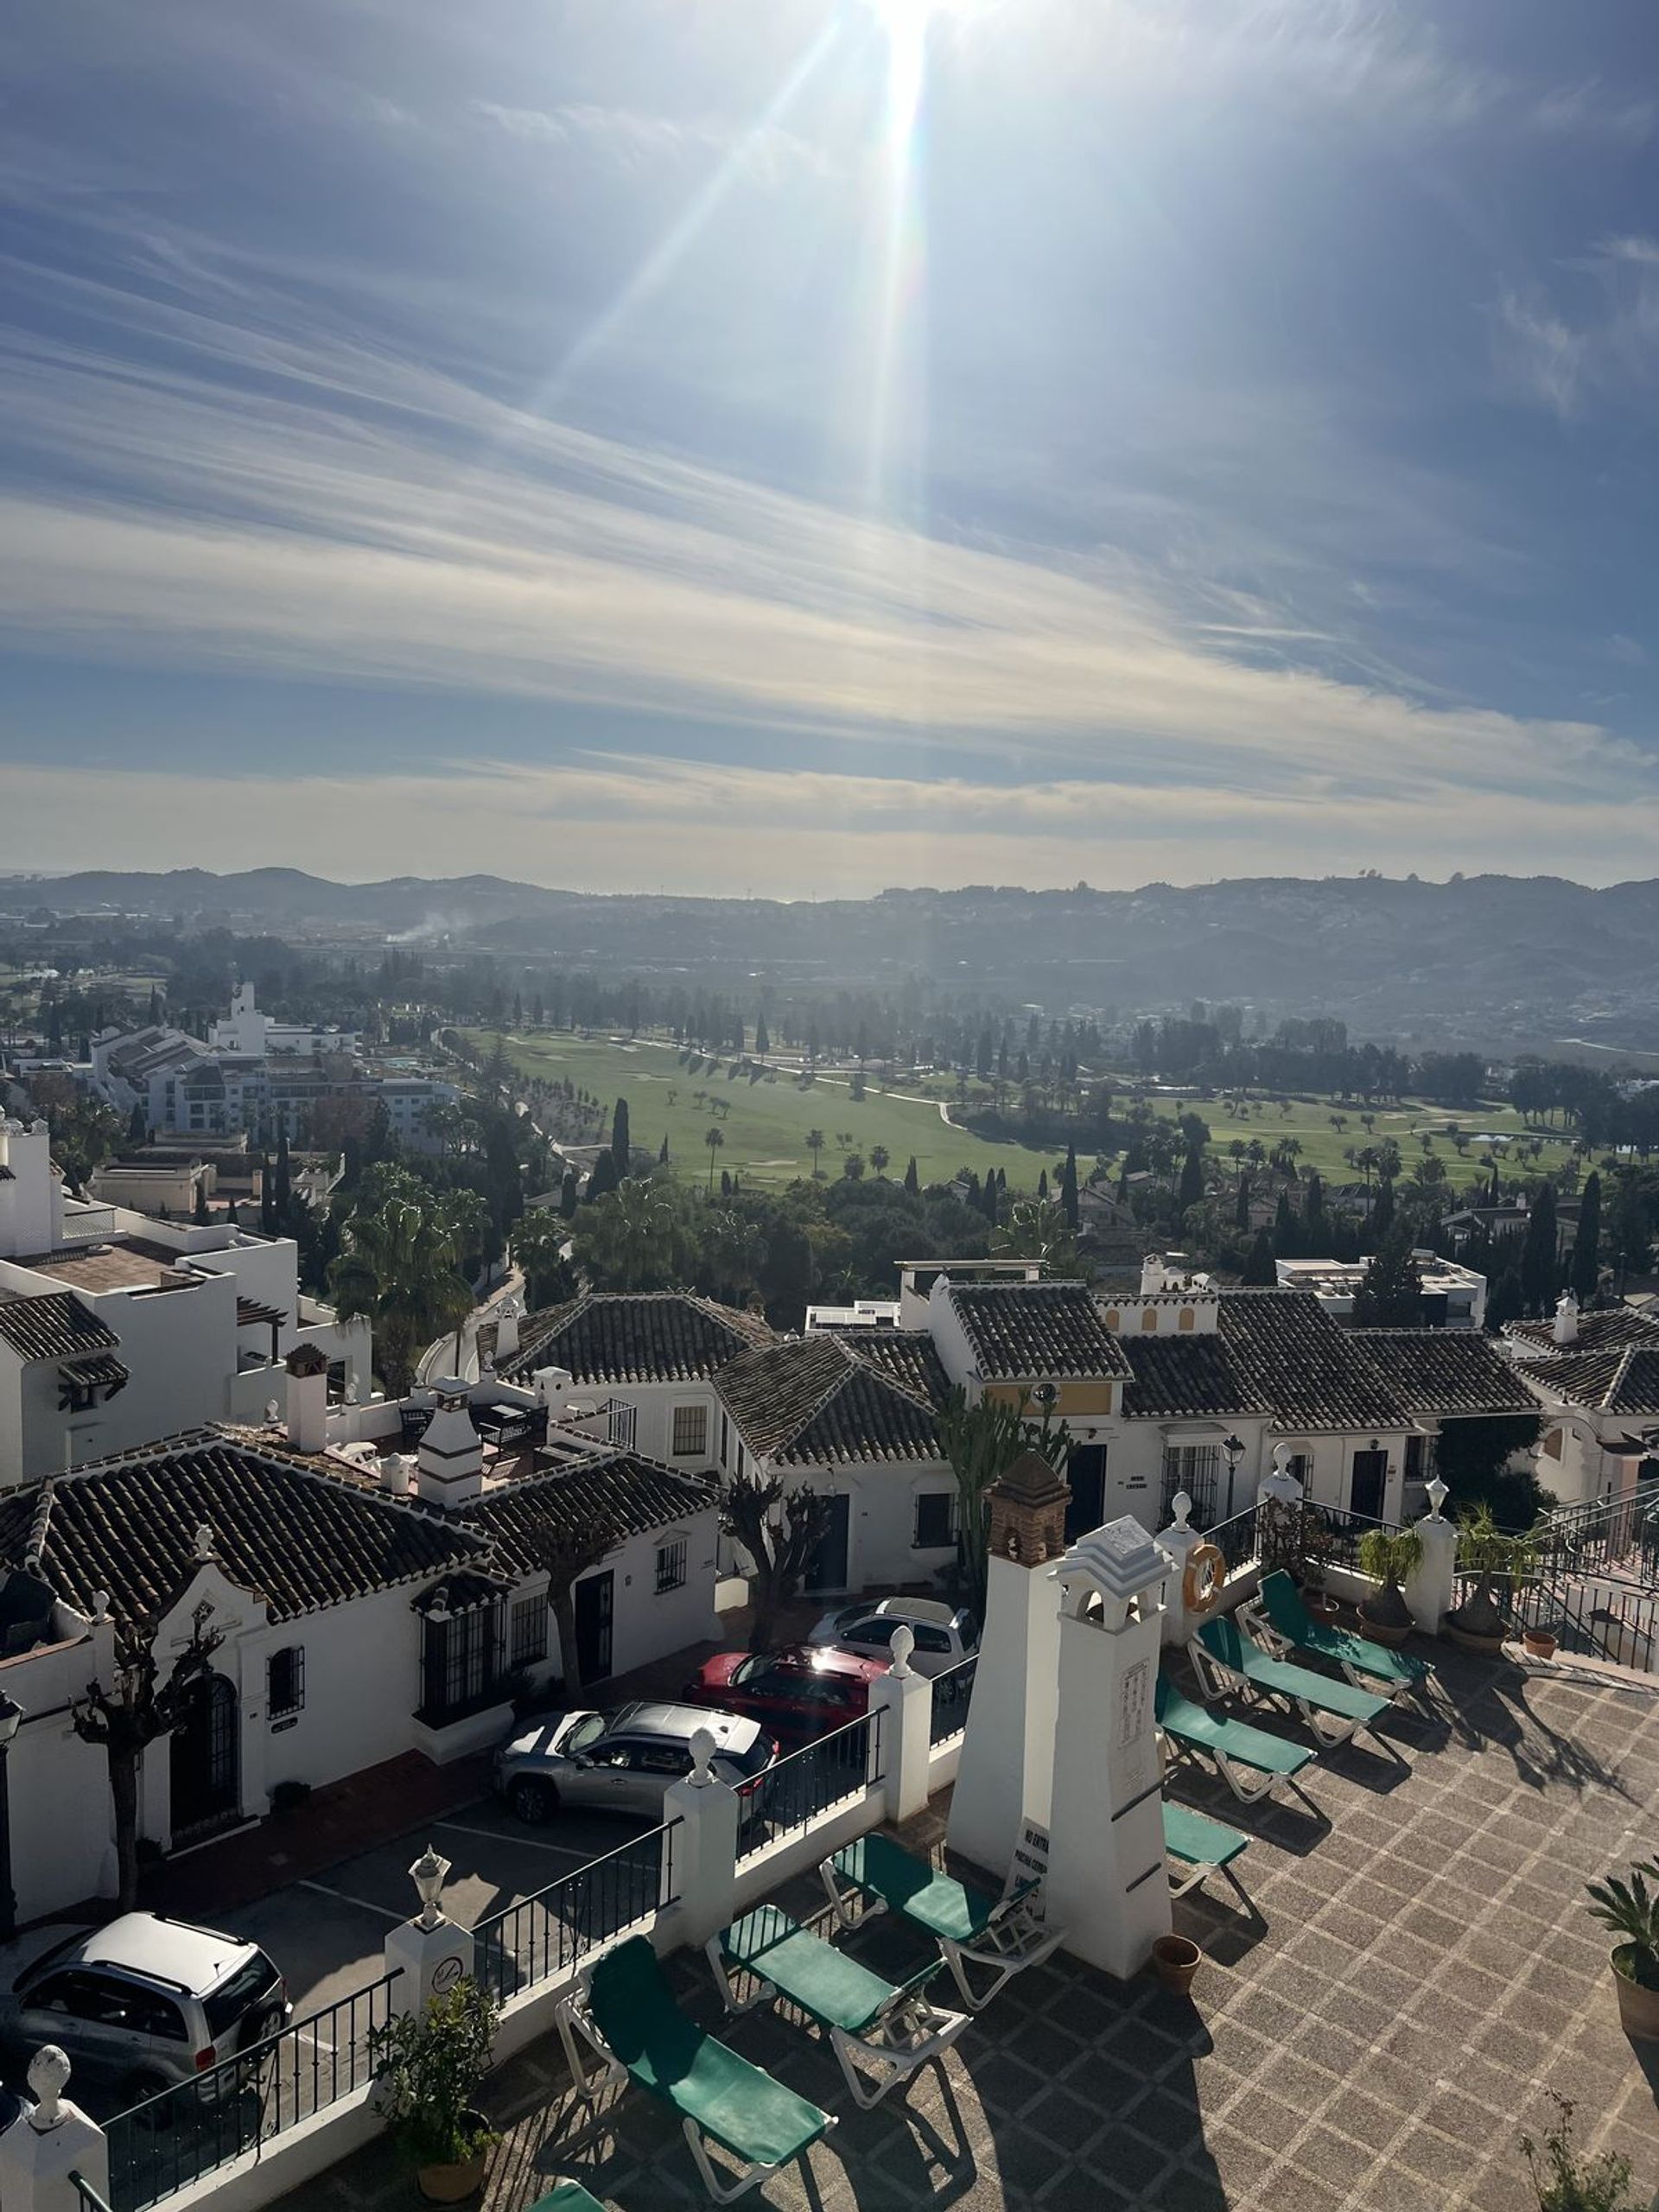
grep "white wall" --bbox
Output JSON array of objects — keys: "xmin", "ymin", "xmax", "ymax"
[
  {"xmin": 556, "ymin": 1378, "xmax": 721, "ymax": 1475},
  {"xmin": 3, "ymin": 1622, "xmax": 119, "ymax": 1922}
]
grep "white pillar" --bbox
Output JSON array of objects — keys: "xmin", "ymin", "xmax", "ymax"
[
  {"xmin": 1156, "ymin": 1491, "xmax": 1204, "ymax": 1650},
  {"xmin": 661, "ymin": 1731, "xmax": 739, "ymax": 1945},
  {"xmin": 1403, "ymin": 1478, "xmax": 1457, "ymax": 1636},
  {"xmin": 284, "ymin": 1344, "xmax": 329, "ymax": 1454},
  {"xmin": 0, "ymin": 2050, "xmax": 108, "ymax": 2212},
  {"xmin": 867, "ymin": 1627, "xmax": 933, "ymax": 1824},
  {"xmin": 385, "ymin": 1847, "xmax": 475, "ymax": 2017},
  {"xmin": 1045, "ymin": 1519, "xmax": 1173, "ymax": 1980},
  {"xmin": 947, "ymin": 1451, "xmax": 1071, "ymax": 1880}
]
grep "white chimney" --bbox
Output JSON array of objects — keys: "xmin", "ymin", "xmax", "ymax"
[
  {"xmin": 382, "ymin": 1452, "xmax": 414, "ymax": 1497},
  {"xmin": 495, "ymin": 1295, "xmax": 523, "ymax": 1363},
  {"xmin": 417, "ymin": 1389, "xmax": 484, "ymax": 1509},
  {"xmin": 285, "ymin": 1342, "xmax": 330, "ymax": 1452},
  {"xmin": 533, "ymin": 1363, "xmax": 574, "ymax": 1407},
  {"xmin": 1553, "ymin": 1291, "xmax": 1580, "ymax": 1347}
]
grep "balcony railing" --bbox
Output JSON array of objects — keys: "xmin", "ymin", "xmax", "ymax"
[
  {"xmin": 59, "ymin": 1205, "xmax": 118, "ymax": 1243},
  {"xmin": 474, "ymin": 1820, "xmax": 676, "ymax": 2006},
  {"xmin": 929, "ymin": 1654, "xmax": 978, "ymax": 1745},
  {"xmin": 734, "ymin": 1711, "xmax": 881, "ymax": 1863}
]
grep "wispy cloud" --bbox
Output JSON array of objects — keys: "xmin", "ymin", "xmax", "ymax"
[
  {"xmin": 468, "ymin": 99, "xmax": 833, "ymax": 183},
  {"xmin": 1495, "ymin": 287, "xmax": 1591, "ymax": 416}
]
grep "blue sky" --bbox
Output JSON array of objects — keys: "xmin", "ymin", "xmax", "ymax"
[{"xmin": 3, "ymin": 0, "xmax": 1657, "ymax": 895}]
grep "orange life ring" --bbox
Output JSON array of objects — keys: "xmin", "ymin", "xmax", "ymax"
[{"xmin": 1182, "ymin": 1542, "xmax": 1227, "ymax": 1617}]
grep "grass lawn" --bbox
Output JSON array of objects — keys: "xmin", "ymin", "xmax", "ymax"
[{"xmin": 470, "ymin": 1030, "xmax": 1065, "ymax": 1191}]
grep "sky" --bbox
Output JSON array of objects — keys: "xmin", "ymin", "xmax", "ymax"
[{"xmin": 3, "ymin": 0, "xmax": 1658, "ymax": 899}]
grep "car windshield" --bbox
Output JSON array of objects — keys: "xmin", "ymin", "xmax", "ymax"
[
  {"xmin": 203, "ymin": 1951, "xmax": 280, "ymax": 2037},
  {"xmin": 565, "ymin": 1714, "xmax": 607, "ymax": 1754},
  {"xmin": 726, "ymin": 1732, "xmax": 773, "ymax": 1777}
]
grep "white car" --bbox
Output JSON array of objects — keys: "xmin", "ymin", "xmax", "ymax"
[{"xmin": 806, "ymin": 1597, "xmax": 980, "ymax": 1678}]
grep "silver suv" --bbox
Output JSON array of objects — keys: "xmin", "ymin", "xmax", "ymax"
[
  {"xmin": 807, "ymin": 1596, "xmax": 980, "ymax": 1677},
  {"xmin": 0, "ymin": 1915, "xmax": 289, "ymax": 2105},
  {"xmin": 493, "ymin": 1701, "xmax": 775, "ymax": 1824}
]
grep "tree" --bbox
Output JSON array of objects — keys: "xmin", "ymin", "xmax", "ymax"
[
  {"xmin": 1571, "ymin": 1173, "xmax": 1602, "ymax": 1304},
  {"xmin": 938, "ymin": 1388, "xmax": 1071, "ymax": 1609},
  {"xmin": 1521, "ymin": 1183, "xmax": 1559, "ymax": 1316},
  {"xmin": 658, "ymin": 1135, "xmax": 670, "ymax": 1165},
  {"xmin": 559, "ymin": 1169, "xmax": 580, "ymax": 1219},
  {"xmin": 903, "ymin": 1156, "xmax": 919, "ymax": 1196},
  {"xmin": 571, "ymin": 1176, "xmax": 682, "ymax": 1292},
  {"xmin": 754, "ymin": 1014, "xmax": 770, "ymax": 1056},
  {"xmin": 584, "ymin": 1151, "xmax": 619, "ymax": 1205},
  {"xmin": 1612, "ymin": 1173, "xmax": 1653, "ymax": 1293},
  {"xmin": 193, "ymin": 1177, "xmax": 210, "ymax": 1225},
  {"xmin": 26, "ymin": 1077, "xmax": 121, "ymax": 1195},
  {"xmin": 1351, "ymin": 1218, "xmax": 1424, "ymax": 1326},
  {"xmin": 721, "ymin": 1467, "xmax": 836, "ymax": 1652},
  {"xmin": 510, "ymin": 1210, "xmax": 575, "ymax": 1310},
  {"xmin": 704, "ymin": 1124, "xmax": 725, "ymax": 1192},
  {"xmin": 126, "ymin": 1103, "xmax": 148, "ymax": 1146},
  {"xmin": 611, "ymin": 1097, "xmax": 631, "ymax": 1181},
  {"xmin": 806, "ymin": 1128, "xmax": 826, "ymax": 1179},
  {"xmin": 520, "ymin": 1510, "xmax": 620, "ymax": 1693},
  {"xmin": 869, "ymin": 1145, "xmax": 890, "ymax": 1178},
  {"xmin": 1058, "ymin": 1143, "xmax": 1079, "ymax": 1231},
  {"xmin": 842, "ymin": 1152, "xmax": 865, "ymax": 1180},
  {"xmin": 73, "ymin": 1611, "xmax": 224, "ymax": 1911},
  {"xmin": 1178, "ymin": 1140, "xmax": 1205, "ymax": 1216},
  {"xmin": 328, "ymin": 1186, "xmax": 478, "ymax": 1395},
  {"xmin": 992, "ymin": 1199, "xmax": 1077, "ymax": 1275},
  {"xmin": 274, "ymin": 1128, "xmax": 293, "ymax": 1227},
  {"xmin": 1241, "ymin": 1229, "xmax": 1277, "ymax": 1286},
  {"xmin": 1485, "ymin": 1268, "xmax": 1524, "ymax": 1332}
]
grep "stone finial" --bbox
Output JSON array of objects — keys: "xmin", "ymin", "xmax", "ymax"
[
  {"xmin": 90, "ymin": 1591, "xmax": 109, "ymax": 1623},
  {"xmin": 264, "ymin": 1399, "xmax": 280, "ymax": 1425},
  {"xmin": 987, "ymin": 1449, "xmax": 1071, "ymax": 1567},
  {"xmin": 689, "ymin": 1727, "xmax": 715, "ymax": 1786},
  {"xmin": 27, "ymin": 2047, "xmax": 71, "ymax": 2129},
  {"xmin": 1167, "ymin": 1491, "xmax": 1192, "ymax": 1533},
  {"xmin": 888, "ymin": 1624, "xmax": 915, "ymax": 1679},
  {"xmin": 193, "ymin": 1524, "xmax": 214, "ymax": 1563}
]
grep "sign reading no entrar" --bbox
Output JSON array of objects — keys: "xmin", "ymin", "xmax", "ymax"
[{"xmin": 1014, "ymin": 1819, "xmax": 1050, "ymax": 1887}]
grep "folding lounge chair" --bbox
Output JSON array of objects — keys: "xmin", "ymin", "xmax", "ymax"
[
  {"xmin": 1189, "ymin": 1615, "xmax": 1392, "ymax": 1749},
  {"xmin": 527, "ymin": 2188, "xmax": 608, "ymax": 2212},
  {"xmin": 1154, "ymin": 1675, "xmax": 1316, "ymax": 1805},
  {"xmin": 819, "ymin": 1832, "xmax": 1065, "ymax": 2010},
  {"xmin": 556, "ymin": 1935, "xmax": 836, "ymax": 2204},
  {"xmin": 708, "ymin": 1903, "xmax": 969, "ymax": 2108},
  {"xmin": 1244, "ymin": 1569, "xmax": 1433, "ymax": 1696},
  {"xmin": 1162, "ymin": 1799, "xmax": 1251, "ymax": 1904}
]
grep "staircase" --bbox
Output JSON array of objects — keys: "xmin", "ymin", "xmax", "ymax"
[{"xmin": 1510, "ymin": 1489, "xmax": 1659, "ymax": 1671}]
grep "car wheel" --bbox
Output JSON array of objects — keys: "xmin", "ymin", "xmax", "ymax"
[
  {"xmin": 510, "ymin": 1776, "xmax": 557, "ymax": 1824},
  {"xmin": 118, "ymin": 2070, "xmax": 175, "ymax": 2126},
  {"xmin": 241, "ymin": 2006, "xmax": 285, "ymax": 2056}
]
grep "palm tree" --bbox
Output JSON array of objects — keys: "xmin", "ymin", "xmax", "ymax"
[
  {"xmin": 704, "ymin": 1124, "xmax": 725, "ymax": 1192},
  {"xmin": 869, "ymin": 1145, "xmax": 890, "ymax": 1177},
  {"xmin": 806, "ymin": 1128, "xmax": 826, "ymax": 1178},
  {"xmin": 571, "ymin": 1175, "xmax": 679, "ymax": 1292},
  {"xmin": 511, "ymin": 1208, "xmax": 575, "ymax": 1310},
  {"xmin": 329, "ymin": 1191, "xmax": 477, "ymax": 1395}
]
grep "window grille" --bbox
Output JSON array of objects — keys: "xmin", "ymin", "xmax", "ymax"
[
  {"xmin": 655, "ymin": 1539, "xmax": 688, "ymax": 1594},
  {"xmin": 511, "ymin": 1594, "xmax": 549, "ymax": 1665},
  {"xmin": 268, "ymin": 1645, "xmax": 305, "ymax": 1719},
  {"xmin": 1160, "ymin": 1443, "xmax": 1220, "ymax": 1523},
  {"xmin": 671, "ymin": 1404, "xmax": 709, "ymax": 1458}
]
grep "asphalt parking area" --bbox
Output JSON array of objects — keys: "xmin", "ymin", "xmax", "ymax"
[{"xmin": 213, "ymin": 1796, "xmax": 654, "ymax": 2022}]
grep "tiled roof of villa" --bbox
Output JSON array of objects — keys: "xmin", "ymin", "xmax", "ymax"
[
  {"xmin": 1507, "ymin": 1307, "xmax": 1659, "ymax": 1358},
  {"xmin": 1214, "ymin": 1291, "xmax": 1412, "ymax": 1433},
  {"xmin": 946, "ymin": 1280, "xmax": 1133, "ymax": 1382},
  {"xmin": 718, "ymin": 1333, "xmax": 945, "ymax": 1465},
  {"xmin": 464, "ymin": 1452, "xmax": 716, "ymax": 1572},
  {"xmin": 1120, "ymin": 1333, "xmax": 1270, "ymax": 1420},
  {"xmin": 1350, "ymin": 1330, "xmax": 1541, "ymax": 1416},
  {"xmin": 1516, "ymin": 1344, "xmax": 1659, "ymax": 1416},
  {"xmin": 0, "ymin": 1290, "xmax": 122, "ymax": 1363},
  {"xmin": 500, "ymin": 1291, "xmax": 774, "ymax": 1387}
]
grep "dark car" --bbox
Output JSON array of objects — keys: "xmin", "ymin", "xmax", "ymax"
[{"xmin": 683, "ymin": 1646, "xmax": 890, "ymax": 1748}]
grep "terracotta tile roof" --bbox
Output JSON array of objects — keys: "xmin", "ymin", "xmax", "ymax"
[
  {"xmin": 718, "ymin": 1332, "xmax": 947, "ymax": 1466},
  {"xmin": 59, "ymin": 1353, "xmax": 130, "ymax": 1390},
  {"xmin": 1516, "ymin": 1344, "xmax": 1659, "ymax": 1417},
  {"xmin": 1507, "ymin": 1308, "xmax": 1659, "ymax": 1358},
  {"xmin": 1121, "ymin": 1334, "xmax": 1269, "ymax": 1420},
  {"xmin": 831, "ymin": 1328, "xmax": 953, "ymax": 1408},
  {"xmin": 1214, "ymin": 1291, "xmax": 1411, "ymax": 1434},
  {"xmin": 0, "ymin": 1291, "xmax": 121, "ymax": 1363},
  {"xmin": 1350, "ymin": 1331, "xmax": 1541, "ymax": 1416},
  {"xmin": 946, "ymin": 1281, "xmax": 1133, "ymax": 1382},
  {"xmin": 501, "ymin": 1292, "xmax": 774, "ymax": 1387},
  {"xmin": 463, "ymin": 1452, "xmax": 716, "ymax": 1573},
  {"xmin": 0, "ymin": 1432, "xmax": 484, "ymax": 1625}
]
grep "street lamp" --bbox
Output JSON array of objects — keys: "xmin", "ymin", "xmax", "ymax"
[
  {"xmin": 0, "ymin": 1688, "xmax": 25, "ymax": 1942},
  {"xmin": 1222, "ymin": 1433, "xmax": 1246, "ymax": 1520}
]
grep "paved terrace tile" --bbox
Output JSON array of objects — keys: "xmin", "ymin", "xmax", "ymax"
[{"xmin": 278, "ymin": 1647, "xmax": 1659, "ymax": 2212}]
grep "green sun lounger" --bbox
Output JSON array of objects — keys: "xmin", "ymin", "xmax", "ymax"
[
  {"xmin": 1247, "ymin": 1570, "xmax": 1433, "ymax": 1694},
  {"xmin": 1189, "ymin": 1615, "xmax": 1392, "ymax": 1748},
  {"xmin": 709, "ymin": 1903, "xmax": 969, "ymax": 2107},
  {"xmin": 1162, "ymin": 1800, "xmax": 1251, "ymax": 1904},
  {"xmin": 1155, "ymin": 1675, "xmax": 1316, "ymax": 1804},
  {"xmin": 556, "ymin": 1936, "xmax": 835, "ymax": 2203},
  {"xmin": 527, "ymin": 2188, "xmax": 607, "ymax": 2212},
  {"xmin": 819, "ymin": 1832, "xmax": 1065, "ymax": 2009}
]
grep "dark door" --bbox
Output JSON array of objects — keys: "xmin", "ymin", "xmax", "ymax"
[
  {"xmin": 1066, "ymin": 1446, "xmax": 1107, "ymax": 1541},
  {"xmin": 804, "ymin": 1496, "xmax": 850, "ymax": 1592},
  {"xmin": 575, "ymin": 1570, "xmax": 614, "ymax": 1683},
  {"xmin": 1351, "ymin": 1450, "xmax": 1389, "ymax": 1521},
  {"xmin": 171, "ymin": 1673, "xmax": 239, "ymax": 1838}
]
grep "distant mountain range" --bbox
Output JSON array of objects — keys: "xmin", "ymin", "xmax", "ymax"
[{"xmin": 5, "ymin": 866, "xmax": 1659, "ymax": 1059}]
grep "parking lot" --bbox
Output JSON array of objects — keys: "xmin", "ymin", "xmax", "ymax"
[{"xmin": 211, "ymin": 1791, "xmax": 658, "ymax": 2024}]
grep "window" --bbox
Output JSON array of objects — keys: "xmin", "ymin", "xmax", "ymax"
[
  {"xmin": 635, "ymin": 1744, "xmax": 693, "ymax": 1777},
  {"xmin": 720, "ymin": 1411, "xmax": 730, "ymax": 1465},
  {"xmin": 671, "ymin": 1404, "xmax": 709, "ymax": 1458},
  {"xmin": 1404, "ymin": 1433, "xmax": 1427, "ymax": 1482},
  {"xmin": 421, "ymin": 1603, "xmax": 506, "ymax": 1723},
  {"xmin": 655, "ymin": 1538, "xmax": 688, "ymax": 1594},
  {"xmin": 124, "ymin": 1990, "xmax": 189, "ymax": 2042},
  {"xmin": 1160, "ymin": 1443, "xmax": 1221, "ymax": 1522},
  {"xmin": 511, "ymin": 1594, "xmax": 549, "ymax": 1665},
  {"xmin": 267, "ymin": 1646, "xmax": 304, "ymax": 1719},
  {"xmin": 912, "ymin": 1491, "xmax": 956, "ymax": 1550},
  {"xmin": 912, "ymin": 1623, "xmax": 953, "ymax": 1656}
]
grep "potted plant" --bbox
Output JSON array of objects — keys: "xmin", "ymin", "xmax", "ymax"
[
  {"xmin": 1150, "ymin": 1934, "xmax": 1202, "ymax": 1998},
  {"xmin": 1356, "ymin": 1527, "xmax": 1423, "ymax": 1649},
  {"xmin": 1299, "ymin": 1518, "xmax": 1341, "ymax": 1621},
  {"xmin": 369, "ymin": 1979, "xmax": 499, "ymax": 2201},
  {"xmin": 1522, "ymin": 1623, "xmax": 1560, "ymax": 1662},
  {"xmin": 1445, "ymin": 1508, "xmax": 1535, "ymax": 1656},
  {"xmin": 1585, "ymin": 1860, "xmax": 1659, "ymax": 2043},
  {"xmin": 1518, "ymin": 2093, "xmax": 1642, "ymax": 2211}
]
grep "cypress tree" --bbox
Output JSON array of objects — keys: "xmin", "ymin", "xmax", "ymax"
[
  {"xmin": 559, "ymin": 1169, "xmax": 579, "ymax": 1218},
  {"xmin": 611, "ymin": 1097, "xmax": 631, "ymax": 1180},
  {"xmin": 1178, "ymin": 1141, "xmax": 1205, "ymax": 1215},
  {"xmin": 274, "ymin": 1129, "xmax": 292, "ymax": 1224},
  {"xmin": 1302, "ymin": 1171, "xmax": 1327, "ymax": 1250},
  {"xmin": 259, "ymin": 1156, "xmax": 276, "ymax": 1236},
  {"xmin": 1038, "ymin": 1168, "xmax": 1049, "ymax": 1201},
  {"xmin": 1241, "ymin": 1228, "xmax": 1277, "ymax": 1286},
  {"xmin": 126, "ymin": 1103, "xmax": 148, "ymax": 1146},
  {"xmin": 1570, "ymin": 1173, "xmax": 1601, "ymax": 1304},
  {"xmin": 1520, "ymin": 1183, "xmax": 1558, "ymax": 1315},
  {"xmin": 586, "ymin": 1151, "xmax": 618, "ymax": 1205},
  {"xmin": 659, "ymin": 1134, "xmax": 670, "ymax": 1164},
  {"xmin": 193, "ymin": 1179, "xmax": 210, "ymax": 1225},
  {"xmin": 1371, "ymin": 1177, "xmax": 1395, "ymax": 1243},
  {"xmin": 1235, "ymin": 1173, "xmax": 1251, "ymax": 1231},
  {"xmin": 903, "ymin": 1156, "xmax": 919, "ymax": 1196},
  {"xmin": 755, "ymin": 1014, "xmax": 770, "ymax": 1055},
  {"xmin": 1485, "ymin": 1268, "xmax": 1524, "ymax": 1332},
  {"xmin": 1059, "ymin": 1143, "xmax": 1079, "ymax": 1230},
  {"xmin": 1273, "ymin": 1190, "xmax": 1298, "ymax": 1257}
]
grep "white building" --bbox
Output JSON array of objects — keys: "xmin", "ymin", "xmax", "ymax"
[
  {"xmin": 0, "ymin": 1116, "xmax": 368, "ymax": 1484},
  {"xmin": 1275, "ymin": 1254, "xmax": 1488, "ymax": 1331},
  {"xmin": 208, "ymin": 982, "xmax": 359, "ymax": 1058},
  {"xmin": 1508, "ymin": 1296, "xmax": 1659, "ymax": 1509}
]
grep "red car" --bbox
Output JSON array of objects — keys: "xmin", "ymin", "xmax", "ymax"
[{"xmin": 683, "ymin": 1646, "xmax": 889, "ymax": 1748}]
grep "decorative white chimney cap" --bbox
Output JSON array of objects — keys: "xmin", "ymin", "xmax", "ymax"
[{"xmin": 1050, "ymin": 1515, "xmax": 1167, "ymax": 1600}]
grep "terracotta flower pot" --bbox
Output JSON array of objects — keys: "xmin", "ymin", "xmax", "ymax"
[
  {"xmin": 1356, "ymin": 1604, "xmax": 1412, "ymax": 1649},
  {"xmin": 1151, "ymin": 1935, "xmax": 1202, "ymax": 1997},
  {"xmin": 1611, "ymin": 1953, "xmax": 1659, "ymax": 2043},
  {"xmin": 417, "ymin": 2113, "xmax": 493, "ymax": 2202},
  {"xmin": 1303, "ymin": 1592, "xmax": 1341, "ymax": 1625},
  {"xmin": 1522, "ymin": 1630, "xmax": 1558, "ymax": 1661}
]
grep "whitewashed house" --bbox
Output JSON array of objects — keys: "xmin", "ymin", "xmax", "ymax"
[{"xmin": 1507, "ymin": 1297, "xmax": 1659, "ymax": 1508}]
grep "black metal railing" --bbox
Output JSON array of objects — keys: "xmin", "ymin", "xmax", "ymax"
[
  {"xmin": 70, "ymin": 2174, "xmax": 117, "ymax": 2212},
  {"xmin": 1536, "ymin": 1489, "xmax": 1659, "ymax": 1592},
  {"xmin": 106, "ymin": 1970, "xmax": 404, "ymax": 2212},
  {"xmin": 734, "ymin": 1711, "xmax": 880, "ymax": 1863},
  {"xmin": 1204, "ymin": 1505, "xmax": 1260, "ymax": 1576},
  {"xmin": 929, "ymin": 1655, "xmax": 977, "ymax": 1744},
  {"xmin": 474, "ymin": 1820, "xmax": 675, "ymax": 2006}
]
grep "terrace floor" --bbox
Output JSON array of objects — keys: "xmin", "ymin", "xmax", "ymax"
[{"xmin": 280, "ymin": 1643, "xmax": 1659, "ymax": 2212}]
